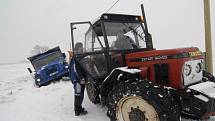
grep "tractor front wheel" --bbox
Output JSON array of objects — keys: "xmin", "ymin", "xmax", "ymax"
[
  {"xmin": 116, "ymin": 96, "xmax": 159, "ymax": 121},
  {"xmin": 86, "ymin": 77, "xmax": 100, "ymax": 104}
]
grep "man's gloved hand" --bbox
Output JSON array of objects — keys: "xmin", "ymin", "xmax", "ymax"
[{"xmin": 80, "ymin": 78, "xmax": 85, "ymax": 85}]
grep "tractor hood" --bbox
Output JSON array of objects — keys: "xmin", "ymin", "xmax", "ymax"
[
  {"xmin": 125, "ymin": 47, "xmax": 204, "ymax": 89},
  {"xmin": 126, "ymin": 47, "xmax": 202, "ymax": 62}
]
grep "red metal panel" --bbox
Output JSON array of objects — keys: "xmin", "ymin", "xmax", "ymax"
[{"xmin": 123, "ymin": 47, "xmax": 203, "ymax": 89}]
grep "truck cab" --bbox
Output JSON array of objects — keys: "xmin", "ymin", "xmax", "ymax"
[{"xmin": 28, "ymin": 46, "xmax": 69, "ymax": 87}]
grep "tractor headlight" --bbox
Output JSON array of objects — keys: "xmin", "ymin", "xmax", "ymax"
[
  {"xmin": 36, "ymin": 78, "xmax": 41, "ymax": 82},
  {"xmin": 183, "ymin": 64, "xmax": 192, "ymax": 76},
  {"xmin": 183, "ymin": 59, "xmax": 203, "ymax": 86},
  {"xmin": 195, "ymin": 63, "xmax": 202, "ymax": 73}
]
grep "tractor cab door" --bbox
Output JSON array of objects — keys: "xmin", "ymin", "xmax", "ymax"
[{"xmin": 70, "ymin": 22, "xmax": 108, "ymax": 82}]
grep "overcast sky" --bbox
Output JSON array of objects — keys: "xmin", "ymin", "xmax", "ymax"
[{"xmin": 0, "ymin": 0, "xmax": 214, "ymax": 63}]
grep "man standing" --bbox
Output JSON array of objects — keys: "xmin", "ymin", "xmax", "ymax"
[{"xmin": 68, "ymin": 42, "xmax": 88, "ymax": 116}]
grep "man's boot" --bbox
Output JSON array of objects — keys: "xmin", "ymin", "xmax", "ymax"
[
  {"xmin": 80, "ymin": 106, "xmax": 88, "ymax": 115},
  {"xmin": 74, "ymin": 95, "xmax": 81, "ymax": 116},
  {"xmin": 74, "ymin": 96, "xmax": 88, "ymax": 116}
]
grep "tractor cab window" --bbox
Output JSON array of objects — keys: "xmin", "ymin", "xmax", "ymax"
[
  {"xmin": 85, "ymin": 27, "xmax": 105, "ymax": 52},
  {"xmin": 104, "ymin": 22, "xmax": 146, "ymax": 50}
]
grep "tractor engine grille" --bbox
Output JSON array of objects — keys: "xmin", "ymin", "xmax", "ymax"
[{"xmin": 154, "ymin": 63, "xmax": 169, "ymax": 84}]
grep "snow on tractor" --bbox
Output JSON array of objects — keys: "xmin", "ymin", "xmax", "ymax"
[{"xmin": 70, "ymin": 4, "xmax": 215, "ymax": 121}]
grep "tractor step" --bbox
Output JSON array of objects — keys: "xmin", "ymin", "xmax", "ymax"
[{"xmin": 187, "ymin": 82, "xmax": 215, "ymax": 119}]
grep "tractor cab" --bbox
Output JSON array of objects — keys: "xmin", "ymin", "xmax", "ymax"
[
  {"xmin": 70, "ymin": 13, "xmax": 152, "ymax": 81},
  {"xmin": 91, "ymin": 13, "xmax": 152, "ymax": 51}
]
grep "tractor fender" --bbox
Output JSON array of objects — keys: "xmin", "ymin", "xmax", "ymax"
[{"xmin": 100, "ymin": 67, "xmax": 141, "ymax": 96}]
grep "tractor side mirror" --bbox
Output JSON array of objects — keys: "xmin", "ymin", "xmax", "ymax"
[{"xmin": 27, "ymin": 68, "xmax": 33, "ymax": 74}]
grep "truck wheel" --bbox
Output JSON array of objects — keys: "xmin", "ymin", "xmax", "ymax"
[
  {"xmin": 107, "ymin": 80, "xmax": 180, "ymax": 121},
  {"xmin": 86, "ymin": 77, "xmax": 100, "ymax": 104},
  {"xmin": 34, "ymin": 81, "xmax": 40, "ymax": 88}
]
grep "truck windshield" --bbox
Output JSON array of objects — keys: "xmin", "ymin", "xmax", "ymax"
[
  {"xmin": 104, "ymin": 22, "xmax": 146, "ymax": 50},
  {"xmin": 32, "ymin": 52, "xmax": 62, "ymax": 70}
]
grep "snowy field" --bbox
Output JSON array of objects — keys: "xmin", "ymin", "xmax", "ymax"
[
  {"xmin": 0, "ymin": 63, "xmax": 108, "ymax": 121},
  {"xmin": 0, "ymin": 62, "xmax": 215, "ymax": 121}
]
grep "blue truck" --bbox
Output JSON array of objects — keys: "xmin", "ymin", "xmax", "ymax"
[{"xmin": 27, "ymin": 46, "xmax": 69, "ymax": 87}]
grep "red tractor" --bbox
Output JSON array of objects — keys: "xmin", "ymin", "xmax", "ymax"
[{"xmin": 70, "ymin": 4, "xmax": 215, "ymax": 121}]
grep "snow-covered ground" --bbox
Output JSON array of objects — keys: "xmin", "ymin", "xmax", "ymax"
[
  {"xmin": 0, "ymin": 62, "xmax": 215, "ymax": 121},
  {"xmin": 0, "ymin": 63, "xmax": 108, "ymax": 121}
]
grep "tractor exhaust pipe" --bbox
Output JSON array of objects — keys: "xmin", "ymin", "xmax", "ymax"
[{"xmin": 141, "ymin": 4, "xmax": 153, "ymax": 50}]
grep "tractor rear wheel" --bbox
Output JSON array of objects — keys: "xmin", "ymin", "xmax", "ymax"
[{"xmin": 107, "ymin": 80, "xmax": 180, "ymax": 121}]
